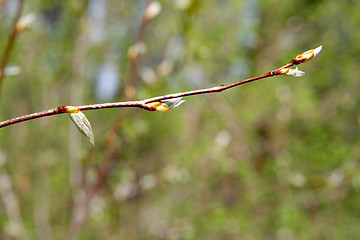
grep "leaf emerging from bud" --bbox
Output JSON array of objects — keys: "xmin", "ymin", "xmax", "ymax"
[
  {"xmin": 146, "ymin": 97, "xmax": 185, "ymax": 112},
  {"xmin": 161, "ymin": 97, "xmax": 185, "ymax": 110},
  {"xmin": 281, "ymin": 67, "xmax": 305, "ymax": 77},
  {"xmin": 69, "ymin": 111, "xmax": 95, "ymax": 146}
]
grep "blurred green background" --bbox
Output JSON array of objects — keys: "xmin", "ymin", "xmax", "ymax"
[{"xmin": 1, "ymin": 0, "xmax": 360, "ymax": 239}]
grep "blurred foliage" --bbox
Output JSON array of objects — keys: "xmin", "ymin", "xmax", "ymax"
[{"xmin": 1, "ymin": 0, "xmax": 360, "ymax": 239}]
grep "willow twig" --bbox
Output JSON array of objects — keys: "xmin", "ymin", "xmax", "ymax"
[{"xmin": 0, "ymin": 46, "xmax": 323, "ymax": 129}]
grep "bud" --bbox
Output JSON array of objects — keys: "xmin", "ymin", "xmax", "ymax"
[
  {"xmin": 157, "ymin": 60, "xmax": 174, "ymax": 77},
  {"xmin": 127, "ymin": 42, "xmax": 147, "ymax": 61},
  {"xmin": 3, "ymin": 65, "xmax": 21, "ymax": 76},
  {"xmin": 280, "ymin": 67, "xmax": 305, "ymax": 77},
  {"xmin": 15, "ymin": 13, "xmax": 36, "ymax": 33},
  {"xmin": 293, "ymin": 46, "xmax": 322, "ymax": 64},
  {"xmin": 140, "ymin": 66, "xmax": 157, "ymax": 85},
  {"xmin": 175, "ymin": 0, "xmax": 192, "ymax": 10},
  {"xmin": 313, "ymin": 45, "xmax": 322, "ymax": 58},
  {"xmin": 68, "ymin": 108, "xmax": 95, "ymax": 145},
  {"xmin": 65, "ymin": 106, "xmax": 80, "ymax": 113},
  {"xmin": 145, "ymin": 97, "xmax": 185, "ymax": 112},
  {"xmin": 144, "ymin": 1, "xmax": 162, "ymax": 20}
]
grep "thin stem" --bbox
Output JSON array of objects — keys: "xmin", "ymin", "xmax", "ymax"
[
  {"xmin": 76, "ymin": 100, "xmax": 144, "ymax": 111},
  {"xmin": 143, "ymin": 62, "xmax": 294, "ymax": 104},
  {"xmin": 0, "ymin": 60, "xmax": 296, "ymax": 129},
  {"xmin": 0, "ymin": 108, "xmax": 58, "ymax": 128},
  {"xmin": 144, "ymin": 72, "xmax": 274, "ymax": 103}
]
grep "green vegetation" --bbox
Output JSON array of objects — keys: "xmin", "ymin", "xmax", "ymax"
[{"xmin": 0, "ymin": 0, "xmax": 359, "ymax": 239}]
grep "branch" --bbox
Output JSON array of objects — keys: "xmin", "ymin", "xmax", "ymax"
[
  {"xmin": 0, "ymin": 46, "xmax": 322, "ymax": 130},
  {"xmin": 124, "ymin": 0, "xmax": 155, "ymax": 99}
]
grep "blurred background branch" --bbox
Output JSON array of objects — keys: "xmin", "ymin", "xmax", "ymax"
[
  {"xmin": 0, "ymin": 150, "xmax": 29, "ymax": 240},
  {"xmin": 0, "ymin": 0, "xmax": 24, "ymax": 92}
]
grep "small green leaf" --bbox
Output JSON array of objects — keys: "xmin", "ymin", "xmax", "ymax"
[{"xmin": 69, "ymin": 111, "xmax": 95, "ymax": 146}]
